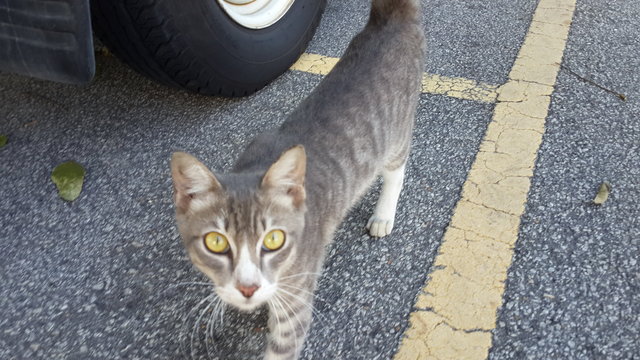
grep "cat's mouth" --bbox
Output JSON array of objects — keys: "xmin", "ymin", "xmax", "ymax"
[{"xmin": 217, "ymin": 283, "xmax": 276, "ymax": 312}]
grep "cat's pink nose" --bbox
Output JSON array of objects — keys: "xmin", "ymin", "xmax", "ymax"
[{"xmin": 237, "ymin": 284, "xmax": 260, "ymax": 298}]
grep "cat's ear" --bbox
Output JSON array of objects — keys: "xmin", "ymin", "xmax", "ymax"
[
  {"xmin": 171, "ymin": 152, "xmax": 222, "ymax": 213},
  {"xmin": 261, "ymin": 145, "xmax": 306, "ymax": 209}
]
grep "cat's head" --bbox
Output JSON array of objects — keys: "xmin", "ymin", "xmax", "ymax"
[{"xmin": 170, "ymin": 146, "xmax": 307, "ymax": 311}]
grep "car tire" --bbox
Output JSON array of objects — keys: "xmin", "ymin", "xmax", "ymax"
[{"xmin": 90, "ymin": 0, "xmax": 326, "ymax": 96}]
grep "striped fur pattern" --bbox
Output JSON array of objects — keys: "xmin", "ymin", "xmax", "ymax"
[{"xmin": 170, "ymin": 0, "xmax": 425, "ymax": 358}]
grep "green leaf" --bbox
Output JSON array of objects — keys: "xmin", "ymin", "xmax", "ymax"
[
  {"xmin": 51, "ymin": 161, "xmax": 86, "ymax": 202},
  {"xmin": 0, "ymin": 134, "xmax": 7, "ymax": 148},
  {"xmin": 592, "ymin": 181, "xmax": 611, "ymax": 205}
]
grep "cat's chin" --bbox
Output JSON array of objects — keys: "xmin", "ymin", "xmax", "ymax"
[{"xmin": 231, "ymin": 300, "xmax": 267, "ymax": 312}]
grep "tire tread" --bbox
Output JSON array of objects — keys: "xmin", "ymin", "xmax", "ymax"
[{"xmin": 91, "ymin": 0, "xmax": 326, "ymax": 97}]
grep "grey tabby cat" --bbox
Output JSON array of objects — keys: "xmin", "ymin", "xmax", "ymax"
[{"xmin": 170, "ymin": 0, "xmax": 425, "ymax": 358}]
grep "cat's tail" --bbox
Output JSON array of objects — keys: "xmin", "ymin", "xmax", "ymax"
[{"xmin": 370, "ymin": 0, "xmax": 421, "ymax": 24}]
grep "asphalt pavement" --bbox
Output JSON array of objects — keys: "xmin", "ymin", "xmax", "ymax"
[
  {"xmin": 0, "ymin": 0, "xmax": 638, "ymax": 359},
  {"xmin": 490, "ymin": 0, "xmax": 640, "ymax": 358}
]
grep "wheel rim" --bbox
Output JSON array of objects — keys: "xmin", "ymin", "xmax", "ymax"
[{"xmin": 217, "ymin": 0, "xmax": 296, "ymax": 29}]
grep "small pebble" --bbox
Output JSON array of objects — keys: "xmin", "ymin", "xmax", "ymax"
[{"xmin": 92, "ymin": 282, "xmax": 105, "ymax": 291}]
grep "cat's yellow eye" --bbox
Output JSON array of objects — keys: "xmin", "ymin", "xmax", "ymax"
[
  {"xmin": 262, "ymin": 230, "xmax": 286, "ymax": 252},
  {"xmin": 203, "ymin": 232, "xmax": 230, "ymax": 254}
]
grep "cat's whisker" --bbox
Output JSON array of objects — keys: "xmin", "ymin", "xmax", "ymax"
[
  {"xmin": 219, "ymin": 302, "xmax": 226, "ymax": 329},
  {"xmin": 180, "ymin": 293, "xmax": 217, "ymax": 360},
  {"xmin": 280, "ymin": 275, "xmax": 361, "ymax": 315},
  {"xmin": 213, "ymin": 299, "xmax": 226, "ymax": 338},
  {"xmin": 280, "ymin": 284, "xmax": 331, "ymax": 325},
  {"xmin": 207, "ymin": 299, "xmax": 218, "ymax": 341},
  {"xmin": 276, "ymin": 287, "xmax": 319, "ymax": 313},
  {"xmin": 278, "ymin": 272, "xmax": 323, "ymax": 281},
  {"xmin": 277, "ymin": 283, "xmax": 331, "ymax": 327},
  {"xmin": 191, "ymin": 301, "xmax": 213, "ymax": 360},
  {"xmin": 204, "ymin": 297, "xmax": 222, "ymax": 360},
  {"xmin": 279, "ymin": 271, "xmax": 344, "ymax": 289},
  {"xmin": 278, "ymin": 292, "xmax": 308, "ymax": 351},
  {"xmin": 272, "ymin": 293, "xmax": 301, "ymax": 354},
  {"xmin": 266, "ymin": 299, "xmax": 283, "ymax": 340},
  {"xmin": 279, "ymin": 282, "xmax": 330, "ymax": 304},
  {"xmin": 268, "ymin": 296, "xmax": 285, "ymax": 350},
  {"xmin": 213, "ymin": 288, "xmax": 229, "ymax": 330},
  {"xmin": 282, "ymin": 299, "xmax": 307, "ymax": 350},
  {"xmin": 276, "ymin": 294, "xmax": 297, "ymax": 342},
  {"xmin": 276, "ymin": 287, "xmax": 327, "ymax": 330},
  {"xmin": 269, "ymin": 296, "xmax": 287, "ymax": 340},
  {"xmin": 205, "ymin": 307, "xmax": 214, "ymax": 359}
]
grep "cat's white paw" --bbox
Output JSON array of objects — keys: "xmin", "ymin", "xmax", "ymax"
[{"xmin": 366, "ymin": 216, "xmax": 394, "ymax": 237}]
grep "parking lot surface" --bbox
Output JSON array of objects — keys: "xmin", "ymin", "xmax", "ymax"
[{"xmin": 0, "ymin": 0, "xmax": 638, "ymax": 359}]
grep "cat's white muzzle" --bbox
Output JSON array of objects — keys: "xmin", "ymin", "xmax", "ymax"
[{"xmin": 218, "ymin": 282, "xmax": 277, "ymax": 312}]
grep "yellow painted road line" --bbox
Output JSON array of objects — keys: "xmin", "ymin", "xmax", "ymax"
[
  {"xmin": 394, "ymin": 0, "xmax": 577, "ymax": 359},
  {"xmin": 290, "ymin": 53, "xmax": 499, "ymax": 103},
  {"xmin": 421, "ymin": 73, "xmax": 498, "ymax": 104},
  {"xmin": 290, "ymin": 53, "xmax": 339, "ymax": 75}
]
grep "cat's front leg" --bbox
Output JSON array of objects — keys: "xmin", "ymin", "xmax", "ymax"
[
  {"xmin": 367, "ymin": 164, "xmax": 406, "ymax": 237},
  {"xmin": 264, "ymin": 290, "xmax": 314, "ymax": 360}
]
